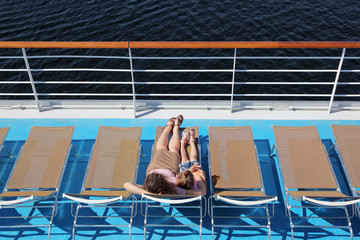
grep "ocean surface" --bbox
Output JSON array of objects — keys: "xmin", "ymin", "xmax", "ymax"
[{"xmin": 0, "ymin": 0, "xmax": 359, "ymax": 100}]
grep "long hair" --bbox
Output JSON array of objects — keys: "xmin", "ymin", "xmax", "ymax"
[
  {"xmin": 176, "ymin": 170, "xmax": 194, "ymax": 189},
  {"xmin": 144, "ymin": 172, "xmax": 176, "ymax": 194}
]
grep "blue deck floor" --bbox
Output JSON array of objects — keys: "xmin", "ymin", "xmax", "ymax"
[{"xmin": 0, "ymin": 118, "xmax": 360, "ymax": 239}]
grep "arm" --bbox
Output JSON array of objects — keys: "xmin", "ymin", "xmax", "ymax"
[
  {"xmin": 185, "ymin": 170, "xmax": 206, "ymax": 196},
  {"xmin": 124, "ymin": 182, "xmax": 149, "ymax": 195}
]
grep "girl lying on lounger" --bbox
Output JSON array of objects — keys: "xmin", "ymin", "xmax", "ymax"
[{"xmin": 124, "ymin": 115, "xmax": 206, "ymax": 195}]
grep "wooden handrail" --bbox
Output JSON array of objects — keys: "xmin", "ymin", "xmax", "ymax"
[
  {"xmin": 0, "ymin": 41, "xmax": 129, "ymax": 49},
  {"xmin": 130, "ymin": 41, "xmax": 360, "ymax": 49},
  {"xmin": 1, "ymin": 41, "xmax": 360, "ymax": 49}
]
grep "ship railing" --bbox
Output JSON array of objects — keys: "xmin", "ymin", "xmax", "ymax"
[{"xmin": 0, "ymin": 41, "xmax": 360, "ymax": 117}]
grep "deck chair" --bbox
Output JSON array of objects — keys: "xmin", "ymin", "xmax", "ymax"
[
  {"xmin": 63, "ymin": 126, "xmax": 141, "ymax": 239},
  {"xmin": 273, "ymin": 126, "xmax": 360, "ymax": 239},
  {"xmin": 0, "ymin": 127, "xmax": 11, "ymax": 158},
  {"xmin": 208, "ymin": 126, "xmax": 277, "ymax": 239},
  {"xmin": 331, "ymin": 125, "xmax": 360, "ymax": 216},
  {"xmin": 0, "ymin": 126, "xmax": 74, "ymax": 239},
  {"xmin": 141, "ymin": 126, "xmax": 206, "ymax": 239}
]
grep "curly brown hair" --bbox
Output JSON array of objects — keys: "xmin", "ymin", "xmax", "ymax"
[
  {"xmin": 144, "ymin": 173, "xmax": 176, "ymax": 194},
  {"xmin": 176, "ymin": 170, "xmax": 194, "ymax": 189}
]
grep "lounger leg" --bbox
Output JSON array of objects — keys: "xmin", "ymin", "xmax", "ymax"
[
  {"xmin": 209, "ymin": 197, "xmax": 215, "ymax": 240},
  {"xmin": 129, "ymin": 197, "xmax": 136, "ymax": 240},
  {"xmin": 48, "ymin": 224, "xmax": 52, "ymax": 240},
  {"xmin": 265, "ymin": 203, "xmax": 271, "ymax": 240},
  {"xmin": 284, "ymin": 195, "xmax": 295, "ymax": 239},
  {"xmin": 48, "ymin": 197, "xmax": 57, "ymax": 240},
  {"xmin": 144, "ymin": 199, "xmax": 148, "ymax": 240},
  {"xmin": 344, "ymin": 206, "xmax": 353, "ymax": 240},
  {"xmin": 72, "ymin": 204, "xmax": 80, "ymax": 239},
  {"xmin": 199, "ymin": 198, "xmax": 203, "ymax": 240}
]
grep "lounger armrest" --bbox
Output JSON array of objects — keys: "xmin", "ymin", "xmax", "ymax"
[
  {"xmin": 63, "ymin": 193, "xmax": 123, "ymax": 205},
  {"xmin": 142, "ymin": 194, "xmax": 201, "ymax": 204},
  {"xmin": 303, "ymin": 196, "xmax": 360, "ymax": 207},
  {"xmin": 215, "ymin": 195, "xmax": 278, "ymax": 206},
  {"xmin": 0, "ymin": 196, "xmax": 34, "ymax": 206}
]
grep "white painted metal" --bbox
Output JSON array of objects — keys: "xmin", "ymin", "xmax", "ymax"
[
  {"xmin": 0, "ymin": 47, "xmax": 359, "ymax": 114},
  {"xmin": 21, "ymin": 48, "xmax": 40, "ymax": 111},
  {"xmin": 230, "ymin": 48, "xmax": 237, "ymax": 113},
  {"xmin": 128, "ymin": 48, "xmax": 137, "ymax": 118},
  {"xmin": 328, "ymin": 48, "xmax": 346, "ymax": 113}
]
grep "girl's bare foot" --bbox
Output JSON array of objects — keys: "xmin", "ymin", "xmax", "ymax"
[
  {"xmin": 189, "ymin": 128, "xmax": 195, "ymax": 143},
  {"xmin": 181, "ymin": 129, "xmax": 189, "ymax": 144}
]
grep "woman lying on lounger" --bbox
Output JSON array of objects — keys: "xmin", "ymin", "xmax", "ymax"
[{"xmin": 124, "ymin": 115, "xmax": 206, "ymax": 195}]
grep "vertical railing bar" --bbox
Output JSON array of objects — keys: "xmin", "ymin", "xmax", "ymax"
[
  {"xmin": 230, "ymin": 48, "xmax": 237, "ymax": 113},
  {"xmin": 22, "ymin": 48, "xmax": 40, "ymax": 111},
  {"xmin": 128, "ymin": 47, "xmax": 137, "ymax": 118},
  {"xmin": 328, "ymin": 48, "xmax": 346, "ymax": 113}
]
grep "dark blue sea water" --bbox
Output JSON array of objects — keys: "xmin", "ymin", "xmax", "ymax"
[{"xmin": 0, "ymin": 0, "xmax": 360, "ymax": 100}]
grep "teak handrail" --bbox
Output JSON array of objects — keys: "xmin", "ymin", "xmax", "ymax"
[{"xmin": 0, "ymin": 41, "xmax": 360, "ymax": 49}]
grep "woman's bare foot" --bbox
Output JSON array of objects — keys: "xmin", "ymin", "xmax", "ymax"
[
  {"xmin": 175, "ymin": 115, "xmax": 184, "ymax": 127},
  {"xmin": 163, "ymin": 117, "xmax": 176, "ymax": 132}
]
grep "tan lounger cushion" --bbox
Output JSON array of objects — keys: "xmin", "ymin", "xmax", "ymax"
[
  {"xmin": 332, "ymin": 125, "xmax": 360, "ymax": 189},
  {"xmin": 0, "ymin": 128, "xmax": 9, "ymax": 146},
  {"xmin": 7, "ymin": 126, "xmax": 74, "ymax": 189},
  {"xmin": 209, "ymin": 126, "xmax": 262, "ymax": 189},
  {"xmin": 84, "ymin": 126, "xmax": 141, "ymax": 189},
  {"xmin": 273, "ymin": 126, "xmax": 338, "ymax": 189},
  {"xmin": 78, "ymin": 190, "xmax": 130, "ymax": 198},
  {"xmin": 214, "ymin": 190, "xmax": 268, "ymax": 197},
  {"xmin": 289, "ymin": 190, "xmax": 349, "ymax": 198},
  {"xmin": 0, "ymin": 190, "xmax": 56, "ymax": 198}
]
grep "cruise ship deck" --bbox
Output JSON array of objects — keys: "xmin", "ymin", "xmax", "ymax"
[
  {"xmin": 0, "ymin": 108, "xmax": 360, "ymax": 239},
  {"xmin": 1, "ymin": 41, "xmax": 360, "ymax": 239}
]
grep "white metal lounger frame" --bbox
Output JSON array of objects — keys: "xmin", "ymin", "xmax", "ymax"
[
  {"xmin": 0, "ymin": 143, "xmax": 75, "ymax": 240},
  {"xmin": 141, "ymin": 140, "xmax": 205, "ymax": 239},
  {"xmin": 63, "ymin": 143, "xmax": 142, "ymax": 239},
  {"xmin": 208, "ymin": 144, "xmax": 277, "ymax": 240},
  {"xmin": 273, "ymin": 142, "xmax": 360, "ymax": 240}
]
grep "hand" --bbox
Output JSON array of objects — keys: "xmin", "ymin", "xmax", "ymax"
[
  {"xmin": 189, "ymin": 163, "xmax": 201, "ymax": 173},
  {"xmin": 193, "ymin": 169, "xmax": 206, "ymax": 182}
]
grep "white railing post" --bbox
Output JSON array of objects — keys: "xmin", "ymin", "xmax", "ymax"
[
  {"xmin": 128, "ymin": 47, "xmax": 137, "ymax": 118},
  {"xmin": 230, "ymin": 48, "xmax": 237, "ymax": 113},
  {"xmin": 22, "ymin": 48, "xmax": 40, "ymax": 111},
  {"xmin": 328, "ymin": 48, "xmax": 346, "ymax": 113}
]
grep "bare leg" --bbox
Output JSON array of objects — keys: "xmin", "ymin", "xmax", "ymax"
[
  {"xmin": 180, "ymin": 130, "xmax": 189, "ymax": 163},
  {"xmin": 156, "ymin": 119, "xmax": 174, "ymax": 151},
  {"xmin": 189, "ymin": 128, "xmax": 197, "ymax": 161},
  {"xmin": 169, "ymin": 115, "xmax": 183, "ymax": 153}
]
